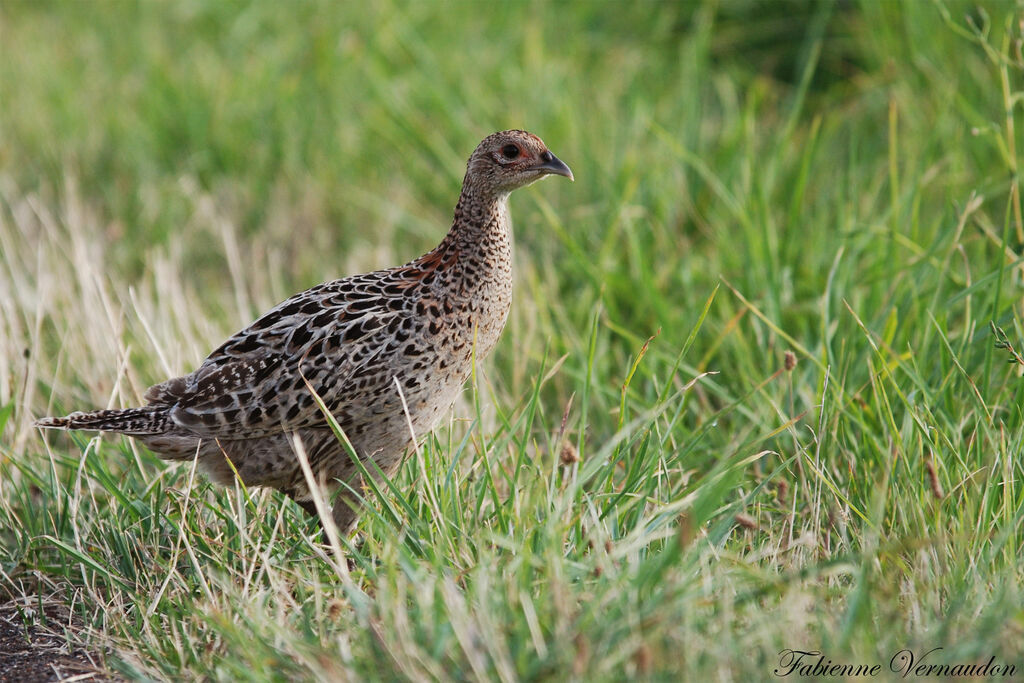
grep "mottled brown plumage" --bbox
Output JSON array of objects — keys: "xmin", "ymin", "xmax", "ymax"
[{"xmin": 36, "ymin": 130, "xmax": 573, "ymax": 531}]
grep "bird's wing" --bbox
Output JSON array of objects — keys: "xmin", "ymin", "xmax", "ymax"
[{"xmin": 146, "ymin": 276, "xmax": 412, "ymax": 440}]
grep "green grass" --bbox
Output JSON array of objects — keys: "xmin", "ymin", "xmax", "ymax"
[{"xmin": 2, "ymin": 0, "xmax": 1024, "ymax": 679}]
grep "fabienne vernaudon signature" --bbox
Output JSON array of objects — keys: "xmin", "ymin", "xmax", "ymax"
[{"xmin": 774, "ymin": 649, "xmax": 1017, "ymax": 678}]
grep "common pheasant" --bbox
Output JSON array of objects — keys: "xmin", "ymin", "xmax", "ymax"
[{"xmin": 36, "ymin": 129, "xmax": 573, "ymax": 531}]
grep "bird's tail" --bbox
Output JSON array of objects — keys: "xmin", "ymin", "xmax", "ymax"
[{"xmin": 35, "ymin": 406, "xmax": 170, "ymax": 435}]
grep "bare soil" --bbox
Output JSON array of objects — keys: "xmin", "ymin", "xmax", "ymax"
[{"xmin": 0, "ymin": 603, "xmax": 117, "ymax": 682}]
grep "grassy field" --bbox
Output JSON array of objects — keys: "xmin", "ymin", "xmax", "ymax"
[{"xmin": 2, "ymin": 0, "xmax": 1023, "ymax": 679}]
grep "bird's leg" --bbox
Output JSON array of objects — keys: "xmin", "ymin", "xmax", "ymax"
[
  {"xmin": 286, "ymin": 484, "xmax": 360, "ymax": 538},
  {"xmin": 294, "ymin": 498, "xmax": 319, "ymax": 519},
  {"xmin": 330, "ymin": 485, "xmax": 361, "ymax": 535}
]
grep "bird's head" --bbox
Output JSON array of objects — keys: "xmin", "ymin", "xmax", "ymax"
[{"xmin": 464, "ymin": 130, "xmax": 573, "ymax": 198}]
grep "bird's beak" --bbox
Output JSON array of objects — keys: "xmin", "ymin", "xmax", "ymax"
[{"xmin": 534, "ymin": 151, "xmax": 574, "ymax": 182}]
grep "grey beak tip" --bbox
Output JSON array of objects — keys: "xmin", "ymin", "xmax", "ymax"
[{"xmin": 536, "ymin": 151, "xmax": 574, "ymax": 182}]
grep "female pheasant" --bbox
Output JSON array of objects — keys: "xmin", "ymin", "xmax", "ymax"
[{"xmin": 36, "ymin": 130, "xmax": 573, "ymax": 531}]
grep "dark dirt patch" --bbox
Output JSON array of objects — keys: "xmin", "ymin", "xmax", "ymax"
[{"xmin": 0, "ymin": 602, "xmax": 118, "ymax": 682}]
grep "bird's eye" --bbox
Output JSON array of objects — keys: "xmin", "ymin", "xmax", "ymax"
[{"xmin": 501, "ymin": 144, "xmax": 520, "ymax": 159}]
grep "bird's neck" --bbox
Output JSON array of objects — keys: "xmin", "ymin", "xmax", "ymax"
[
  {"xmin": 439, "ymin": 186, "xmax": 511, "ymax": 258},
  {"xmin": 415, "ymin": 185, "xmax": 513, "ymax": 304}
]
